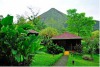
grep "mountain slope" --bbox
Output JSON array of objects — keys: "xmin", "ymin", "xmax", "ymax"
[
  {"xmin": 40, "ymin": 8, "xmax": 99, "ymax": 31},
  {"xmin": 40, "ymin": 8, "xmax": 67, "ymax": 31}
]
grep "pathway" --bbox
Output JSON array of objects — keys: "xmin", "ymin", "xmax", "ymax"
[{"xmin": 53, "ymin": 55, "xmax": 68, "ymax": 66}]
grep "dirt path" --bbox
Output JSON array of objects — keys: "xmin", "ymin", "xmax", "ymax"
[{"xmin": 53, "ymin": 55, "xmax": 68, "ymax": 66}]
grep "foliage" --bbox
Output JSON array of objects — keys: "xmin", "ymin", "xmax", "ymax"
[
  {"xmin": 16, "ymin": 15, "xmax": 27, "ymax": 24},
  {"xmin": 47, "ymin": 41, "xmax": 64, "ymax": 54},
  {"xmin": 39, "ymin": 27, "xmax": 58, "ymax": 46},
  {"xmin": 32, "ymin": 16, "xmax": 46, "ymax": 31},
  {"xmin": 66, "ymin": 9, "xmax": 95, "ymax": 38},
  {"xmin": 31, "ymin": 53, "xmax": 63, "ymax": 66},
  {"xmin": 16, "ymin": 15, "xmax": 45, "ymax": 31},
  {"xmin": 67, "ymin": 54, "xmax": 99, "ymax": 66},
  {"xmin": 92, "ymin": 30, "xmax": 99, "ymax": 39},
  {"xmin": 82, "ymin": 40, "xmax": 95, "ymax": 54},
  {"xmin": 0, "ymin": 15, "xmax": 43, "ymax": 66},
  {"xmin": 27, "ymin": 7, "xmax": 46, "ymax": 31},
  {"xmin": 39, "ymin": 45, "xmax": 48, "ymax": 53},
  {"xmin": 40, "ymin": 8, "xmax": 99, "ymax": 33},
  {"xmin": 16, "ymin": 15, "xmax": 34, "ymax": 30},
  {"xmin": 17, "ymin": 22, "xmax": 34, "ymax": 30},
  {"xmin": 39, "ymin": 27, "xmax": 58, "ymax": 38},
  {"xmin": 82, "ymin": 30, "xmax": 99, "ymax": 54}
]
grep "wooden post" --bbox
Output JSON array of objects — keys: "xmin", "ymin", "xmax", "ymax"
[{"xmin": 71, "ymin": 44, "xmax": 72, "ymax": 51}]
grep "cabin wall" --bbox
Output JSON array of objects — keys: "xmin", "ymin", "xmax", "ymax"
[{"xmin": 52, "ymin": 39, "xmax": 81, "ymax": 51}]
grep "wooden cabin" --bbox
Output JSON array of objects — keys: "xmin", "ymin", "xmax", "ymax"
[
  {"xmin": 27, "ymin": 30, "xmax": 39, "ymax": 36},
  {"xmin": 51, "ymin": 32, "xmax": 82, "ymax": 51}
]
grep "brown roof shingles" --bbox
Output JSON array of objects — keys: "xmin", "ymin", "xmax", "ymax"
[
  {"xmin": 51, "ymin": 32, "xmax": 82, "ymax": 40},
  {"xmin": 28, "ymin": 30, "xmax": 38, "ymax": 33}
]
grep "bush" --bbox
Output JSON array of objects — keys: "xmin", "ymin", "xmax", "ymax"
[
  {"xmin": 74, "ymin": 44, "xmax": 82, "ymax": 53},
  {"xmin": 39, "ymin": 45, "xmax": 48, "ymax": 53},
  {"xmin": 82, "ymin": 55, "xmax": 93, "ymax": 61},
  {"xmin": 47, "ymin": 43, "xmax": 64, "ymax": 54}
]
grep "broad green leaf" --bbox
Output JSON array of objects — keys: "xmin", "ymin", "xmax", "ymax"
[
  {"xmin": 21, "ymin": 55, "xmax": 24, "ymax": 62},
  {"xmin": 11, "ymin": 49, "xmax": 17, "ymax": 55},
  {"xmin": 1, "ymin": 26, "xmax": 8, "ymax": 32},
  {"xmin": 15, "ymin": 55, "xmax": 21, "ymax": 62}
]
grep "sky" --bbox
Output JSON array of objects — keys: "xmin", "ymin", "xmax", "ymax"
[{"xmin": 0, "ymin": 0, "xmax": 99, "ymax": 21}]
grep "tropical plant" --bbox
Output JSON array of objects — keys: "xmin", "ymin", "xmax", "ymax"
[
  {"xmin": 0, "ymin": 15, "xmax": 43, "ymax": 66},
  {"xmin": 47, "ymin": 41, "xmax": 64, "ymax": 54}
]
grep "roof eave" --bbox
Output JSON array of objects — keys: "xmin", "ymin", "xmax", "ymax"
[{"xmin": 51, "ymin": 38, "xmax": 82, "ymax": 40}]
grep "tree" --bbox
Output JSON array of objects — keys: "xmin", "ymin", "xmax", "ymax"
[
  {"xmin": 16, "ymin": 15, "xmax": 26, "ymax": 24},
  {"xmin": 16, "ymin": 15, "xmax": 34, "ymax": 30},
  {"xmin": 66, "ymin": 9, "xmax": 95, "ymax": 38},
  {"xmin": 39, "ymin": 27, "xmax": 58, "ymax": 45},
  {"xmin": 92, "ymin": 30, "xmax": 99, "ymax": 39},
  {"xmin": 18, "ymin": 21, "xmax": 34, "ymax": 30},
  {"xmin": 91, "ymin": 30, "xmax": 99, "ymax": 54},
  {"xmin": 33, "ymin": 16, "xmax": 46, "ymax": 31},
  {"xmin": 26, "ymin": 7, "xmax": 46, "ymax": 31},
  {"xmin": 39, "ymin": 27, "xmax": 58, "ymax": 38}
]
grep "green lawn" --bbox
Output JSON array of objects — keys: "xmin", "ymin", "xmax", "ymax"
[
  {"xmin": 30, "ymin": 53, "xmax": 63, "ymax": 66},
  {"xmin": 67, "ymin": 54, "xmax": 99, "ymax": 66}
]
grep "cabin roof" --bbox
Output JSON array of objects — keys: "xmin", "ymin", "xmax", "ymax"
[
  {"xmin": 28, "ymin": 30, "xmax": 38, "ymax": 34},
  {"xmin": 51, "ymin": 32, "xmax": 82, "ymax": 40}
]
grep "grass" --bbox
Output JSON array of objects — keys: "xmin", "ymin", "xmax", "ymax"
[
  {"xmin": 67, "ymin": 54, "xmax": 99, "ymax": 66},
  {"xmin": 30, "ymin": 53, "xmax": 63, "ymax": 66}
]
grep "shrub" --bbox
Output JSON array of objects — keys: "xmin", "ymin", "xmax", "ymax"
[
  {"xmin": 39, "ymin": 45, "xmax": 48, "ymax": 53},
  {"xmin": 74, "ymin": 44, "xmax": 82, "ymax": 53},
  {"xmin": 47, "ymin": 42, "xmax": 64, "ymax": 54},
  {"xmin": 82, "ymin": 55, "xmax": 93, "ymax": 61}
]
